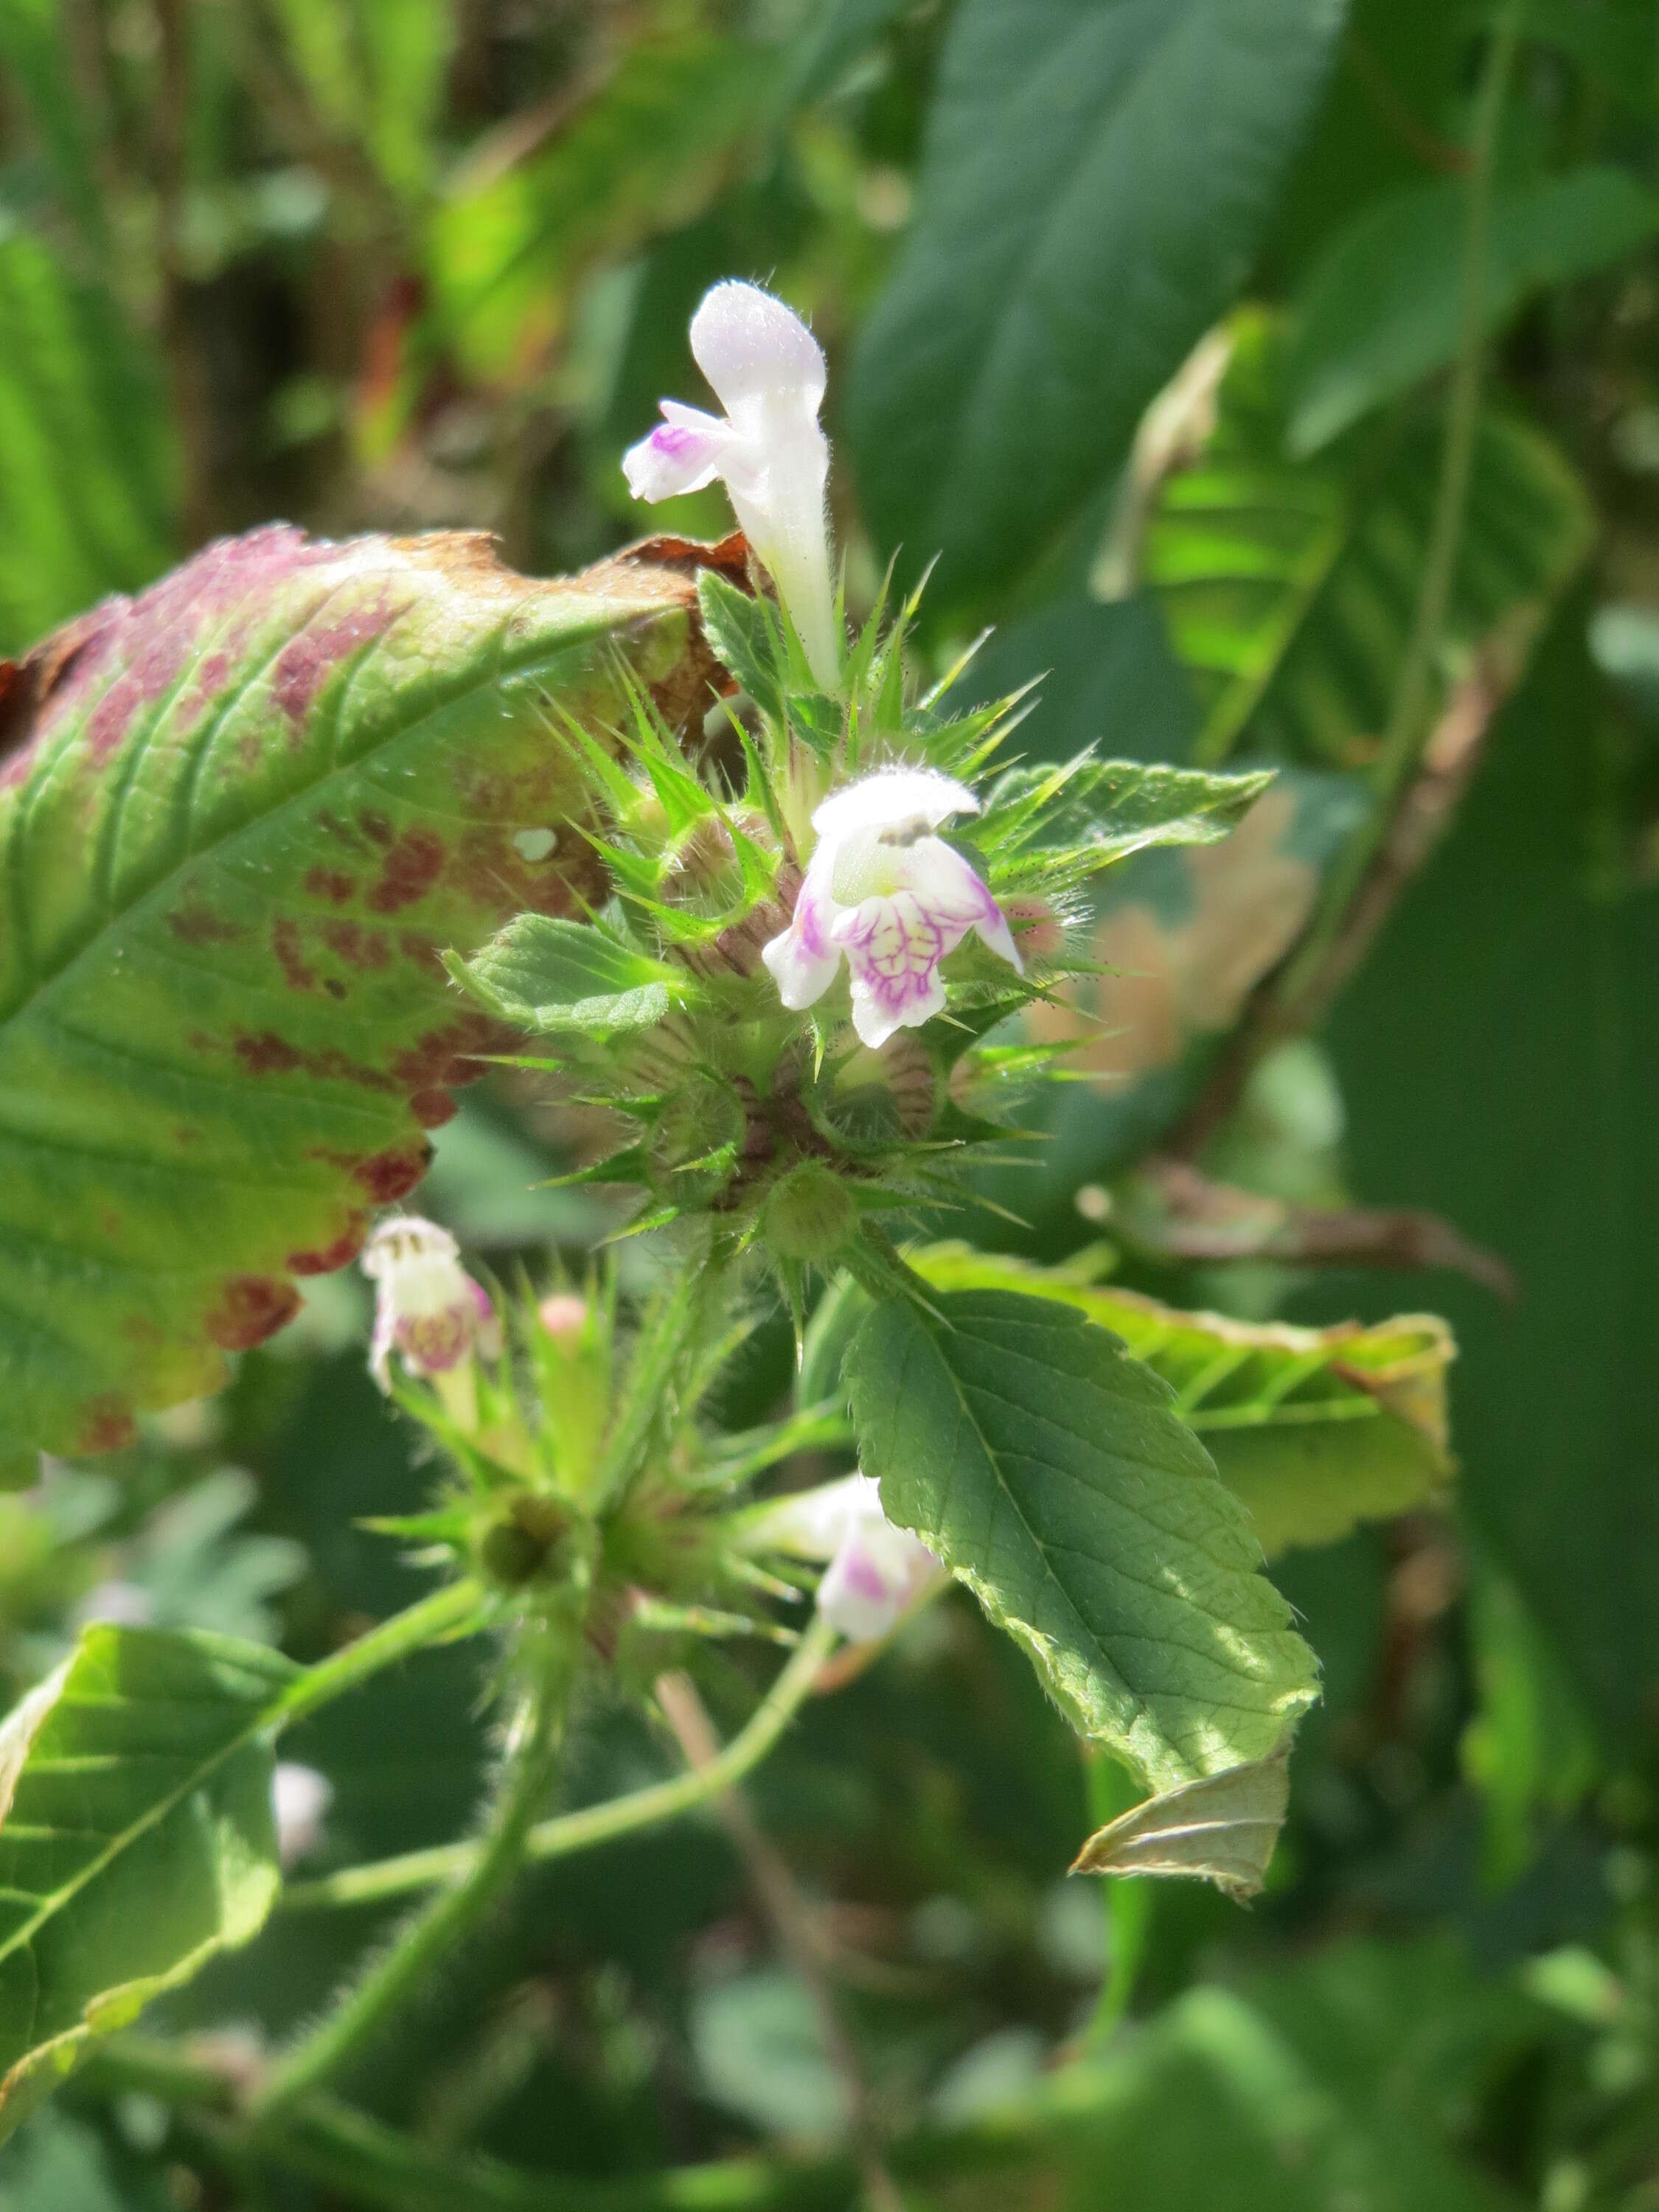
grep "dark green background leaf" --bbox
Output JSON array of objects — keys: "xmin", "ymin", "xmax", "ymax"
[{"xmin": 847, "ymin": 0, "xmax": 1348, "ymax": 608}]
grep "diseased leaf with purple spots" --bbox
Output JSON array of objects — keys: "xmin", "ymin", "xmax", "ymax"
[{"xmin": 0, "ymin": 524, "xmax": 731, "ymax": 1469}]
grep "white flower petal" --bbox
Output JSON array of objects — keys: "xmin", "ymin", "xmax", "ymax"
[
  {"xmin": 834, "ymin": 891, "xmax": 956, "ymax": 1047},
  {"xmin": 622, "ymin": 403, "xmax": 732, "ymax": 501},
  {"xmin": 811, "ymin": 768, "xmax": 978, "ymax": 846},
  {"xmin": 759, "ymin": 859, "xmax": 842, "ymax": 1010},
  {"xmin": 818, "ymin": 1514, "xmax": 939, "ymax": 1643},
  {"xmin": 751, "ymin": 1472, "xmax": 882, "ymax": 1561},
  {"xmin": 689, "ymin": 280, "xmax": 826, "ymax": 417}
]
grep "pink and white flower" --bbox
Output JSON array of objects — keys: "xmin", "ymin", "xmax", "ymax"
[
  {"xmin": 361, "ymin": 1215, "xmax": 501, "ymax": 1391},
  {"xmin": 761, "ymin": 768, "xmax": 1021, "ymax": 1048},
  {"xmin": 751, "ymin": 1472, "xmax": 942, "ymax": 1644},
  {"xmin": 622, "ymin": 279, "xmax": 839, "ymax": 691}
]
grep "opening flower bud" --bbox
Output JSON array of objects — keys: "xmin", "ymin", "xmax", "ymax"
[
  {"xmin": 622, "ymin": 279, "xmax": 840, "ymax": 691},
  {"xmin": 361, "ymin": 1215, "xmax": 501, "ymax": 1392}
]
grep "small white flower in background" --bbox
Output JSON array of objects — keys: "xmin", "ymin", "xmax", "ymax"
[
  {"xmin": 622, "ymin": 279, "xmax": 840, "ymax": 692},
  {"xmin": 271, "ymin": 1761, "xmax": 333, "ymax": 1868},
  {"xmin": 361, "ymin": 1215, "xmax": 501, "ymax": 1391},
  {"xmin": 761, "ymin": 767, "xmax": 1022, "ymax": 1049},
  {"xmin": 754, "ymin": 1471, "xmax": 942, "ymax": 1644},
  {"xmin": 73, "ymin": 1579, "xmax": 155, "ymax": 1630}
]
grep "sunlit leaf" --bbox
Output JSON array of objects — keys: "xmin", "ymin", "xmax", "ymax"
[
  {"xmin": 0, "ymin": 1626, "xmax": 296, "ymax": 2139},
  {"xmin": 846, "ymin": 1288, "xmax": 1318, "ymax": 1792},
  {"xmin": 909, "ymin": 1247, "xmax": 1454, "ymax": 1555},
  {"xmin": 1142, "ymin": 313, "xmax": 1593, "ymax": 768},
  {"xmin": 0, "ymin": 526, "xmax": 723, "ymax": 1463},
  {"xmin": 445, "ymin": 915, "xmax": 691, "ymax": 1037}
]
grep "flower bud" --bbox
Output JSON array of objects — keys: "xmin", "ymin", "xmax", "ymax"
[
  {"xmin": 762, "ymin": 1161, "xmax": 856, "ymax": 1264},
  {"xmin": 538, "ymin": 1293, "xmax": 589, "ymax": 1345}
]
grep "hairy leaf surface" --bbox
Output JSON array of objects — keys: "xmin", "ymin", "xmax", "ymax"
[
  {"xmin": 0, "ymin": 1626, "xmax": 296, "ymax": 2138},
  {"xmin": 0, "ymin": 526, "xmax": 723, "ymax": 1467},
  {"xmin": 446, "ymin": 915, "xmax": 691, "ymax": 1037},
  {"xmin": 820, "ymin": 1251, "xmax": 1453, "ymax": 1556},
  {"xmin": 845, "ymin": 1289, "xmax": 1318, "ymax": 1792}
]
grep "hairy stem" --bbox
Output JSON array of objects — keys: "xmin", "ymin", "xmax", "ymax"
[
  {"xmin": 281, "ymin": 1613, "xmax": 839, "ymax": 1913},
  {"xmin": 1279, "ymin": 0, "xmax": 1524, "ymax": 1008},
  {"xmin": 272, "ymin": 1579, "xmax": 489, "ymax": 1734},
  {"xmin": 654, "ymin": 1671, "xmax": 905, "ymax": 2212},
  {"xmin": 257, "ymin": 1655, "xmax": 569, "ymax": 2116}
]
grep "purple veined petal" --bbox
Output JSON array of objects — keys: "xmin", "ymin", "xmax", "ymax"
[
  {"xmin": 833, "ymin": 891, "xmax": 954, "ymax": 1049},
  {"xmin": 760, "ymin": 855, "xmax": 844, "ymax": 1010},
  {"xmin": 689, "ymin": 279, "xmax": 826, "ymax": 418},
  {"xmin": 811, "ymin": 767, "xmax": 978, "ymax": 846},
  {"xmin": 902, "ymin": 838, "xmax": 1024, "ymax": 975},
  {"xmin": 622, "ymin": 402, "xmax": 733, "ymax": 502}
]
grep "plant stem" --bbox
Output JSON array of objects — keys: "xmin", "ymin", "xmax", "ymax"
[
  {"xmin": 272, "ymin": 1579, "xmax": 489, "ymax": 1735},
  {"xmin": 653, "ymin": 1671, "xmax": 905, "ymax": 2212},
  {"xmin": 281, "ymin": 1614, "xmax": 839, "ymax": 1913},
  {"xmin": 1273, "ymin": 0, "xmax": 1525, "ymax": 1020},
  {"xmin": 256, "ymin": 1655, "xmax": 569, "ymax": 2117},
  {"xmin": 1171, "ymin": 3, "xmax": 1526, "ymax": 1158}
]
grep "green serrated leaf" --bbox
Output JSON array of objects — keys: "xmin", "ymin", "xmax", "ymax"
[
  {"xmin": 1070, "ymin": 1747, "xmax": 1290, "ymax": 1899},
  {"xmin": 983, "ymin": 756, "xmax": 1274, "ymax": 892},
  {"xmin": 817, "ymin": 1251, "xmax": 1453, "ymax": 1557},
  {"xmin": 0, "ymin": 525, "xmax": 717, "ymax": 1462},
  {"xmin": 695, "ymin": 570, "xmax": 785, "ymax": 723},
  {"xmin": 445, "ymin": 915, "xmax": 689, "ymax": 1037},
  {"xmin": 846, "ymin": 1288, "xmax": 1318, "ymax": 1792},
  {"xmin": 0, "ymin": 1625, "xmax": 298, "ymax": 2139},
  {"xmin": 908, "ymin": 1248, "xmax": 1453, "ymax": 1555}
]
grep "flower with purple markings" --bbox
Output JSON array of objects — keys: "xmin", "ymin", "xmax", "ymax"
[
  {"xmin": 361, "ymin": 1215, "xmax": 501, "ymax": 1392},
  {"xmin": 761, "ymin": 767, "xmax": 1021, "ymax": 1048},
  {"xmin": 752, "ymin": 1472, "xmax": 942, "ymax": 1644},
  {"xmin": 622, "ymin": 279, "xmax": 839, "ymax": 692}
]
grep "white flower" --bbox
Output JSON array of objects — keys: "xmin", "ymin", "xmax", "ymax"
[
  {"xmin": 760, "ymin": 768, "xmax": 1022, "ymax": 1048},
  {"xmin": 751, "ymin": 1472, "xmax": 942, "ymax": 1644},
  {"xmin": 360, "ymin": 1215, "xmax": 501, "ymax": 1391},
  {"xmin": 271, "ymin": 1761, "xmax": 333, "ymax": 1868},
  {"xmin": 622, "ymin": 279, "xmax": 840, "ymax": 692}
]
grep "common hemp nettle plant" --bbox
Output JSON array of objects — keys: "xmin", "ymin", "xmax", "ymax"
[{"xmin": 0, "ymin": 278, "xmax": 1454, "ymax": 2143}]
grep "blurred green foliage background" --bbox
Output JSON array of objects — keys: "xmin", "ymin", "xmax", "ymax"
[{"xmin": 1, "ymin": 0, "xmax": 1658, "ymax": 2205}]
